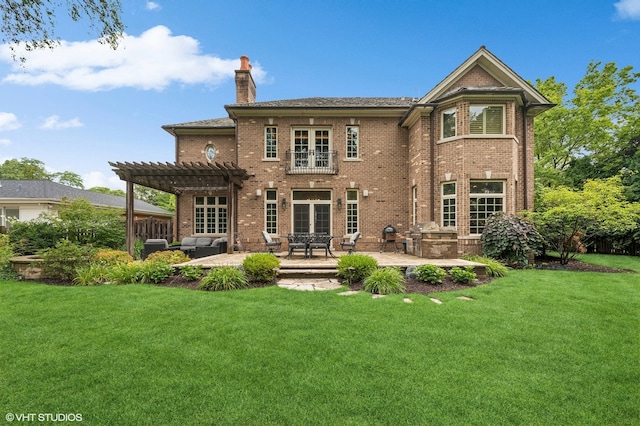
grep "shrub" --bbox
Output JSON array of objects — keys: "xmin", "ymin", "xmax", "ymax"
[
  {"xmin": 199, "ymin": 266, "xmax": 248, "ymax": 291},
  {"xmin": 481, "ymin": 212, "xmax": 544, "ymax": 265},
  {"xmin": 414, "ymin": 264, "xmax": 447, "ymax": 284},
  {"xmin": 449, "ymin": 266, "xmax": 477, "ymax": 284},
  {"xmin": 8, "ymin": 218, "xmax": 66, "ymax": 255},
  {"xmin": 242, "ymin": 253, "xmax": 280, "ymax": 283},
  {"xmin": 39, "ymin": 240, "xmax": 96, "ymax": 281},
  {"xmin": 363, "ymin": 267, "xmax": 406, "ymax": 295},
  {"xmin": 106, "ymin": 263, "xmax": 144, "ymax": 285},
  {"xmin": 180, "ymin": 264, "xmax": 205, "ymax": 281},
  {"xmin": 73, "ymin": 265, "xmax": 109, "ymax": 286},
  {"xmin": 0, "ymin": 234, "xmax": 14, "ymax": 270},
  {"xmin": 145, "ymin": 250, "xmax": 190, "ymax": 265},
  {"xmin": 93, "ymin": 248, "xmax": 133, "ymax": 266},
  {"xmin": 462, "ymin": 255, "xmax": 508, "ymax": 277},
  {"xmin": 337, "ymin": 254, "xmax": 378, "ymax": 284},
  {"xmin": 138, "ymin": 261, "xmax": 174, "ymax": 284}
]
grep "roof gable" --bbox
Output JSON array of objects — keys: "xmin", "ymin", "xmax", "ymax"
[{"xmin": 419, "ymin": 46, "xmax": 552, "ymax": 106}]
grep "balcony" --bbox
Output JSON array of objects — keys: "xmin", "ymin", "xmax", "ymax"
[{"xmin": 285, "ymin": 150, "xmax": 339, "ymax": 175}]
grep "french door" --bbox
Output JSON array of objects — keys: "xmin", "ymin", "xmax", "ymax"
[{"xmin": 292, "ymin": 190, "xmax": 331, "ymax": 234}]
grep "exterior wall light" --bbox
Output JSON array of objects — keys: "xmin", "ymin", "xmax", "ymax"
[
  {"xmin": 337, "ymin": 198, "xmax": 342, "ymax": 210},
  {"xmin": 281, "ymin": 198, "xmax": 287, "ymax": 209}
]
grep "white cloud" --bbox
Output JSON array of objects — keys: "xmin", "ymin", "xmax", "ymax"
[
  {"xmin": 614, "ymin": 0, "xmax": 640, "ymax": 19},
  {"xmin": 0, "ymin": 138, "xmax": 11, "ymax": 146},
  {"xmin": 0, "ymin": 25, "xmax": 267, "ymax": 91},
  {"xmin": 84, "ymin": 171, "xmax": 126, "ymax": 191},
  {"xmin": 0, "ymin": 112, "xmax": 21, "ymax": 131},
  {"xmin": 39, "ymin": 115, "xmax": 83, "ymax": 130},
  {"xmin": 146, "ymin": 1, "xmax": 161, "ymax": 11}
]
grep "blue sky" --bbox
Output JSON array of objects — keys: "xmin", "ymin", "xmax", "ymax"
[{"xmin": 1, "ymin": 0, "xmax": 639, "ymax": 191}]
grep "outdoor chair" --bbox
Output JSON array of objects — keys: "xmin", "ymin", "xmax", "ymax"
[
  {"xmin": 141, "ymin": 238, "xmax": 169, "ymax": 259},
  {"xmin": 308, "ymin": 233, "xmax": 333, "ymax": 259},
  {"xmin": 340, "ymin": 231, "xmax": 360, "ymax": 254},
  {"xmin": 261, "ymin": 231, "xmax": 282, "ymax": 253},
  {"xmin": 287, "ymin": 233, "xmax": 309, "ymax": 258}
]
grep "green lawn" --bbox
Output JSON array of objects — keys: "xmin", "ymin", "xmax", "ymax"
[{"xmin": 1, "ymin": 255, "xmax": 639, "ymax": 425}]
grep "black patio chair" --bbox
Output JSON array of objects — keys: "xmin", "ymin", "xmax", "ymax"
[
  {"xmin": 287, "ymin": 233, "xmax": 309, "ymax": 258},
  {"xmin": 340, "ymin": 231, "xmax": 361, "ymax": 254},
  {"xmin": 309, "ymin": 233, "xmax": 334, "ymax": 259}
]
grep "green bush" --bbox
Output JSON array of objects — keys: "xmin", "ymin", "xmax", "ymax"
[
  {"xmin": 242, "ymin": 253, "xmax": 280, "ymax": 283},
  {"xmin": 73, "ymin": 264, "xmax": 109, "ymax": 286},
  {"xmin": 363, "ymin": 267, "xmax": 406, "ymax": 295},
  {"xmin": 106, "ymin": 263, "xmax": 144, "ymax": 285},
  {"xmin": 39, "ymin": 240, "xmax": 96, "ymax": 281},
  {"xmin": 462, "ymin": 255, "xmax": 508, "ymax": 277},
  {"xmin": 0, "ymin": 234, "xmax": 14, "ymax": 270},
  {"xmin": 138, "ymin": 261, "xmax": 174, "ymax": 284},
  {"xmin": 145, "ymin": 250, "xmax": 190, "ymax": 265},
  {"xmin": 337, "ymin": 254, "xmax": 378, "ymax": 284},
  {"xmin": 8, "ymin": 218, "xmax": 66, "ymax": 255},
  {"xmin": 481, "ymin": 212, "xmax": 544, "ymax": 265},
  {"xmin": 199, "ymin": 266, "xmax": 248, "ymax": 291},
  {"xmin": 93, "ymin": 248, "xmax": 133, "ymax": 266},
  {"xmin": 414, "ymin": 264, "xmax": 447, "ymax": 284},
  {"xmin": 180, "ymin": 264, "xmax": 205, "ymax": 281},
  {"xmin": 449, "ymin": 266, "xmax": 477, "ymax": 284}
]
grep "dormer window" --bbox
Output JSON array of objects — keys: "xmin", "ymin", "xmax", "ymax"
[{"xmin": 470, "ymin": 105, "xmax": 503, "ymax": 135}]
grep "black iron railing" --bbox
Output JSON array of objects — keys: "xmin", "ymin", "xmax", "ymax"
[{"xmin": 285, "ymin": 150, "xmax": 338, "ymax": 174}]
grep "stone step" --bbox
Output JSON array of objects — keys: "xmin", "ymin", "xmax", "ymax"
[{"xmin": 278, "ymin": 268, "xmax": 338, "ymax": 279}]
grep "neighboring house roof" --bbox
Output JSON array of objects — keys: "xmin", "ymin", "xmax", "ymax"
[{"xmin": 0, "ymin": 180, "xmax": 173, "ymax": 217}]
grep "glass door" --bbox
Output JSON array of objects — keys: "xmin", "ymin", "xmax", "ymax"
[{"xmin": 292, "ymin": 190, "xmax": 332, "ymax": 234}]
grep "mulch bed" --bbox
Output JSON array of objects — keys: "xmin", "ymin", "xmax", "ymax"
[{"xmin": 25, "ymin": 255, "xmax": 633, "ymax": 294}]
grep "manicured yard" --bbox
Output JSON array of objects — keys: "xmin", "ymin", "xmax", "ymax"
[{"xmin": 1, "ymin": 255, "xmax": 639, "ymax": 425}]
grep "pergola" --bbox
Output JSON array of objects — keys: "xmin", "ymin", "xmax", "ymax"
[{"xmin": 109, "ymin": 161, "xmax": 251, "ymax": 255}]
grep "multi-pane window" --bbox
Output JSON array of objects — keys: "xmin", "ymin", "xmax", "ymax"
[
  {"xmin": 469, "ymin": 181, "xmax": 504, "ymax": 234},
  {"xmin": 442, "ymin": 108, "xmax": 456, "ymax": 139},
  {"xmin": 292, "ymin": 128, "xmax": 332, "ymax": 169},
  {"xmin": 470, "ymin": 105, "xmax": 503, "ymax": 135},
  {"xmin": 346, "ymin": 190, "xmax": 359, "ymax": 234},
  {"xmin": 265, "ymin": 190, "xmax": 278, "ymax": 234},
  {"xmin": 265, "ymin": 127, "xmax": 277, "ymax": 159},
  {"xmin": 442, "ymin": 183, "xmax": 456, "ymax": 227},
  {"xmin": 194, "ymin": 196, "xmax": 227, "ymax": 234},
  {"xmin": 0, "ymin": 207, "xmax": 18, "ymax": 229},
  {"xmin": 412, "ymin": 186, "xmax": 418, "ymax": 225},
  {"xmin": 346, "ymin": 126, "xmax": 359, "ymax": 158}
]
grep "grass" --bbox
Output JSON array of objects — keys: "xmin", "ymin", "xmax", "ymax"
[{"xmin": 1, "ymin": 254, "xmax": 639, "ymax": 425}]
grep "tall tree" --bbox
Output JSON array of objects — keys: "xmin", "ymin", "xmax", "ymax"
[
  {"xmin": 0, "ymin": 0, "xmax": 124, "ymax": 62},
  {"xmin": 0, "ymin": 157, "xmax": 84, "ymax": 188},
  {"xmin": 534, "ymin": 62, "xmax": 640, "ymax": 188}
]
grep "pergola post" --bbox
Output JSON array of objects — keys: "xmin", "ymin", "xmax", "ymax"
[{"xmin": 126, "ymin": 180, "xmax": 135, "ymax": 256}]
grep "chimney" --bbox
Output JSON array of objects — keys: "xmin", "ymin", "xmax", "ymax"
[{"xmin": 235, "ymin": 55, "xmax": 256, "ymax": 104}]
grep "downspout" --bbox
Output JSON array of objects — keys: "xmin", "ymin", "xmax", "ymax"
[
  {"xmin": 429, "ymin": 110, "xmax": 436, "ymax": 222},
  {"xmin": 172, "ymin": 128, "xmax": 180, "ymax": 242}
]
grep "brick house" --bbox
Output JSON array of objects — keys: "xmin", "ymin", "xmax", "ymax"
[{"xmin": 111, "ymin": 46, "xmax": 553, "ymax": 257}]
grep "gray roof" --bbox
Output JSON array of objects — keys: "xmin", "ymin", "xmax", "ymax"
[
  {"xmin": 162, "ymin": 117, "xmax": 235, "ymax": 129},
  {"xmin": 0, "ymin": 180, "xmax": 173, "ymax": 217},
  {"xmin": 226, "ymin": 96, "xmax": 416, "ymax": 109}
]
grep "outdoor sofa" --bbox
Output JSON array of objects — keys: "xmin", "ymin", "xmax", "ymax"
[{"xmin": 168, "ymin": 236, "xmax": 228, "ymax": 259}]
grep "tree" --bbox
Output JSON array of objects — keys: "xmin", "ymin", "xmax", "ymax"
[
  {"xmin": 0, "ymin": 0, "xmax": 124, "ymax": 62},
  {"xmin": 0, "ymin": 157, "xmax": 84, "ymax": 188},
  {"xmin": 534, "ymin": 62, "xmax": 640, "ymax": 188},
  {"xmin": 533, "ymin": 177, "xmax": 639, "ymax": 264},
  {"xmin": 89, "ymin": 186, "xmax": 125, "ymax": 197},
  {"xmin": 134, "ymin": 186, "xmax": 175, "ymax": 212}
]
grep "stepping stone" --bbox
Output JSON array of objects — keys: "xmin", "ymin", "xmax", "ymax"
[
  {"xmin": 430, "ymin": 298, "xmax": 443, "ymax": 304},
  {"xmin": 338, "ymin": 291, "xmax": 359, "ymax": 296},
  {"xmin": 372, "ymin": 294, "xmax": 386, "ymax": 299},
  {"xmin": 403, "ymin": 298, "xmax": 413, "ymax": 304},
  {"xmin": 457, "ymin": 296, "xmax": 474, "ymax": 301}
]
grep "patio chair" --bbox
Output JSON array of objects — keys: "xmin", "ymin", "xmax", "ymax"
[
  {"xmin": 261, "ymin": 231, "xmax": 282, "ymax": 253},
  {"xmin": 309, "ymin": 233, "xmax": 334, "ymax": 259},
  {"xmin": 141, "ymin": 239, "xmax": 169, "ymax": 259},
  {"xmin": 340, "ymin": 231, "xmax": 360, "ymax": 254}
]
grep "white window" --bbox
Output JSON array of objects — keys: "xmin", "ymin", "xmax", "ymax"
[
  {"xmin": 194, "ymin": 196, "xmax": 227, "ymax": 234},
  {"xmin": 442, "ymin": 183, "xmax": 456, "ymax": 227},
  {"xmin": 346, "ymin": 126, "xmax": 359, "ymax": 158},
  {"xmin": 442, "ymin": 108, "xmax": 456, "ymax": 139},
  {"xmin": 0, "ymin": 207, "xmax": 18, "ymax": 229},
  {"xmin": 292, "ymin": 128, "xmax": 332, "ymax": 170},
  {"xmin": 469, "ymin": 181, "xmax": 505, "ymax": 234},
  {"xmin": 265, "ymin": 127, "xmax": 277, "ymax": 159},
  {"xmin": 470, "ymin": 105, "xmax": 504, "ymax": 135},
  {"xmin": 265, "ymin": 190, "xmax": 278, "ymax": 234},
  {"xmin": 346, "ymin": 189, "xmax": 359, "ymax": 234}
]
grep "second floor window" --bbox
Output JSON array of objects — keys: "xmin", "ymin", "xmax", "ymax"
[
  {"xmin": 442, "ymin": 108, "xmax": 456, "ymax": 139},
  {"xmin": 265, "ymin": 127, "xmax": 277, "ymax": 159},
  {"xmin": 346, "ymin": 126, "xmax": 359, "ymax": 158},
  {"xmin": 293, "ymin": 128, "xmax": 331, "ymax": 168},
  {"xmin": 470, "ymin": 105, "xmax": 503, "ymax": 135}
]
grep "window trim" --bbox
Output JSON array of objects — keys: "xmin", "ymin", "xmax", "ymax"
[
  {"xmin": 193, "ymin": 195, "xmax": 227, "ymax": 235},
  {"xmin": 469, "ymin": 180, "xmax": 505, "ymax": 235},
  {"xmin": 469, "ymin": 105, "xmax": 504, "ymax": 135},
  {"xmin": 264, "ymin": 126, "xmax": 278, "ymax": 160},
  {"xmin": 441, "ymin": 108, "xmax": 457, "ymax": 140},
  {"xmin": 346, "ymin": 125, "xmax": 359, "ymax": 159},
  {"xmin": 346, "ymin": 189, "xmax": 359, "ymax": 234},
  {"xmin": 442, "ymin": 182, "xmax": 456, "ymax": 228},
  {"xmin": 264, "ymin": 189, "xmax": 278, "ymax": 234}
]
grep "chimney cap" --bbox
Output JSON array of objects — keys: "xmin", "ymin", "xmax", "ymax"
[{"xmin": 239, "ymin": 55, "xmax": 251, "ymax": 71}]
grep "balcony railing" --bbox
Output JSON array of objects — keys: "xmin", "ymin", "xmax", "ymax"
[{"xmin": 285, "ymin": 150, "xmax": 339, "ymax": 174}]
